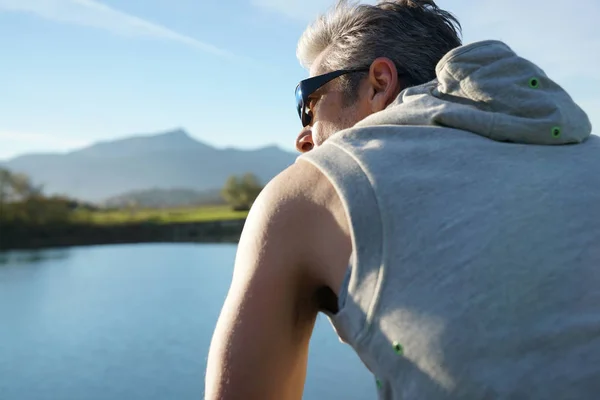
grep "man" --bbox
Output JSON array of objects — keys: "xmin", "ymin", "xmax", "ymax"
[{"xmin": 206, "ymin": 1, "xmax": 600, "ymax": 399}]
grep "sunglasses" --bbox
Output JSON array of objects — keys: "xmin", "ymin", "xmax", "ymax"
[{"xmin": 295, "ymin": 68, "xmax": 369, "ymax": 127}]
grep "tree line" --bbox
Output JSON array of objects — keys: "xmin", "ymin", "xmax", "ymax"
[
  {"xmin": 0, "ymin": 167, "xmax": 264, "ymax": 226},
  {"xmin": 0, "ymin": 168, "xmax": 91, "ymax": 225}
]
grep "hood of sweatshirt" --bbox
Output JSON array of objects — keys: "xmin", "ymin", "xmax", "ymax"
[{"xmin": 354, "ymin": 40, "xmax": 592, "ymax": 145}]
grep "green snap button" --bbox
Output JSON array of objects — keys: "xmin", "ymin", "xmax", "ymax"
[
  {"xmin": 529, "ymin": 77, "xmax": 540, "ymax": 89},
  {"xmin": 376, "ymin": 379, "xmax": 382, "ymax": 389},
  {"xmin": 393, "ymin": 341, "xmax": 404, "ymax": 355},
  {"xmin": 551, "ymin": 126, "xmax": 562, "ymax": 138}
]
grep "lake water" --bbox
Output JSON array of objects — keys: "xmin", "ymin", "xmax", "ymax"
[{"xmin": 0, "ymin": 244, "xmax": 374, "ymax": 399}]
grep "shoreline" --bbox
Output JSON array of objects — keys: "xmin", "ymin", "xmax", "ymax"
[{"xmin": 0, "ymin": 219, "xmax": 246, "ymax": 251}]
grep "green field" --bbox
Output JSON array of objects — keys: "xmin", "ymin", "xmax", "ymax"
[{"xmin": 72, "ymin": 205, "xmax": 248, "ymax": 225}]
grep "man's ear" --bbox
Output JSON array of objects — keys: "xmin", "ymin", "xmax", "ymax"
[{"xmin": 367, "ymin": 57, "xmax": 401, "ymax": 112}]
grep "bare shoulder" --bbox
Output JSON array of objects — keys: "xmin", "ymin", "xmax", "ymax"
[
  {"xmin": 205, "ymin": 160, "xmax": 352, "ymax": 400},
  {"xmin": 241, "ymin": 159, "xmax": 352, "ymax": 294},
  {"xmin": 206, "ymin": 161, "xmax": 351, "ymax": 399},
  {"xmin": 256, "ymin": 159, "xmax": 338, "ymax": 206}
]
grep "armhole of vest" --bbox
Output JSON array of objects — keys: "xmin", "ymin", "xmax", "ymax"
[{"xmin": 298, "ymin": 141, "xmax": 385, "ymax": 346}]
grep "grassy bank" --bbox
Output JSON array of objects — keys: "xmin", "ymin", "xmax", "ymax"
[
  {"xmin": 1, "ymin": 205, "xmax": 250, "ymax": 251},
  {"xmin": 71, "ymin": 205, "xmax": 249, "ymax": 225}
]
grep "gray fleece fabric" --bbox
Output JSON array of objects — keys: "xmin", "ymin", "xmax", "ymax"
[{"xmin": 300, "ymin": 40, "xmax": 600, "ymax": 399}]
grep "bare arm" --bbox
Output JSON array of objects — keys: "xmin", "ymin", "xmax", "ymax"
[{"xmin": 205, "ymin": 161, "xmax": 351, "ymax": 400}]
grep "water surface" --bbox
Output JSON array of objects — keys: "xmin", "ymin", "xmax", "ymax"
[{"xmin": 0, "ymin": 244, "xmax": 374, "ymax": 399}]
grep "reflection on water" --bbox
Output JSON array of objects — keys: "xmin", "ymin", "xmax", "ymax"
[{"xmin": 0, "ymin": 248, "xmax": 71, "ymax": 266}]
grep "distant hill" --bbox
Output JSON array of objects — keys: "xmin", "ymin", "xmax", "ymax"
[
  {"xmin": 1, "ymin": 129, "xmax": 297, "ymax": 203},
  {"xmin": 104, "ymin": 188, "xmax": 225, "ymax": 209}
]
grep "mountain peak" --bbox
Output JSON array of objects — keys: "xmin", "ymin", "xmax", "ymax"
[
  {"xmin": 153, "ymin": 128, "xmax": 192, "ymax": 140},
  {"xmin": 73, "ymin": 128, "xmax": 211, "ymax": 158}
]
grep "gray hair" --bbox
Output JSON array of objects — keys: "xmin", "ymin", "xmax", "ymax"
[{"xmin": 297, "ymin": 0, "xmax": 462, "ymax": 99}]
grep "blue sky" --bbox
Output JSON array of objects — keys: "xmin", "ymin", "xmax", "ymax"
[{"xmin": 0, "ymin": 0, "xmax": 598, "ymax": 159}]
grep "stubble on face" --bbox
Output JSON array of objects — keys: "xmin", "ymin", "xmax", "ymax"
[{"xmin": 311, "ymin": 101, "xmax": 360, "ymax": 147}]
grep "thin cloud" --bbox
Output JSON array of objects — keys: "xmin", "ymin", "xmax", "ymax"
[{"xmin": 0, "ymin": 0, "xmax": 235, "ymax": 59}]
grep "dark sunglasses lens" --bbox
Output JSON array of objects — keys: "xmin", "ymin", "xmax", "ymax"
[
  {"xmin": 302, "ymin": 108, "xmax": 311, "ymax": 127},
  {"xmin": 295, "ymin": 85, "xmax": 303, "ymax": 119},
  {"xmin": 296, "ymin": 84, "xmax": 312, "ymax": 127}
]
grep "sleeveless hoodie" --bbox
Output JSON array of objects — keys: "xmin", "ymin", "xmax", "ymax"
[{"xmin": 299, "ymin": 40, "xmax": 600, "ymax": 399}]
